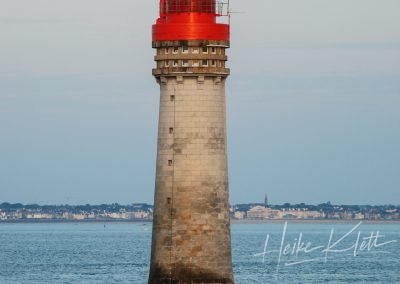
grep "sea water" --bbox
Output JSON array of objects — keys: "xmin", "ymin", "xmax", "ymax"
[{"xmin": 0, "ymin": 222, "xmax": 399, "ymax": 283}]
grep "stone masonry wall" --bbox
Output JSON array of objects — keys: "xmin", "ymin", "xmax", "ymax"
[{"xmin": 149, "ymin": 75, "xmax": 234, "ymax": 283}]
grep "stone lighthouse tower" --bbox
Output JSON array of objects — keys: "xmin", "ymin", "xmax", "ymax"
[{"xmin": 149, "ymin": 1, "xmax": 234, "ymax": 283}]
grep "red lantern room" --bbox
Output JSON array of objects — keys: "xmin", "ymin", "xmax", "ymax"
[{"xmin": 152, "ymin": 0, "xmax": 230, "ymax": 42}]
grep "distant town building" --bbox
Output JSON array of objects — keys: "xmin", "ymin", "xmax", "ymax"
[
  {"xmin": 233, "ymin": 211, "xmax": 245, "ymax": 220},
  {"xmin": 246, "ymin": 206, "xmax": 322, "ymax": 220},
  {"xmin": 246, "ymin": 206, "xmax": 281, "ymax": 219}
]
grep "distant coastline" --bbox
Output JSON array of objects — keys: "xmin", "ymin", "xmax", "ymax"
[{"xmin": 1, "ymin": 202, "xmax": 399, "ymax": 222}]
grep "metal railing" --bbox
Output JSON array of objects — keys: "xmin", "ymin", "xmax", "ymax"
[{"xmin": 162, "ymin": 0, "xmax": 229, "ymax": 15}]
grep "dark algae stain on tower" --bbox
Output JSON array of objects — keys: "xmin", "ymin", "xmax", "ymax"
[{"xmin": 149, "ymin": 1, "xmax": 234, "ymax": 283}]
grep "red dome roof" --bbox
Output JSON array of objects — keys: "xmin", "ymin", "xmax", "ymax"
[{"xmin": 152, "ymin": 0, "xmax": 230, "ymax": 41}]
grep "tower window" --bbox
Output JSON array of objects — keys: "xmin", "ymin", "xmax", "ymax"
[
  {"xmin": 182, "ymin": 60, "xmax": 189, "ymax": 67},
  {"xmin": 173, "ymin": 47, "xmax": 179, "ymax": 54},
  {"xmin": 165, "ymin": 48, "xmax": 169, "ymax": 54},
  {"xmin": 211, "ymin": 47, "xmax": 216, "ymax": 54},
  {"xmin": 192, "ymin": 47, "xmax": 199, "ymax": 54},
  {"xmin": 169, "ymin": 127, "xmax": 174, "ymax": 134},
  {"xmin": 182, "ymin": 46, "xmax": 188, "ymax": 53},
  {"xmin": 202, "ymin": 59, "xmax": 208, "ymax": 66},
  {"xmin": 202, "ymin": 46, "xmax": 208, "ymax": 53},
  {"xmin": 211, "ymin": 60, "xmax": 216, "ymax": 66},
  {"xmin": 165, "ymin": 60, "xmax": 169, "ymax": 67},
  {"xmin": 173, "ymin": 60, "xmax": 179, "ymax": 67},
  {"xmin": 168, "ymin": 160, "xmax": 173, "ymax": 166},
  {"xmin": 170, "ymin": 95, "xmax": 175, "ymax": 101}
]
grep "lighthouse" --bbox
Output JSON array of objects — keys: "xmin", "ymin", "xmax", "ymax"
[{"xmin": 149, "ymin": 1, "xmax": 234, "ymax": 283}]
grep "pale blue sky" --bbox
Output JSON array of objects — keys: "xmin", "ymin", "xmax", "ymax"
[{"xmin": 0, "ymin": 0, "xmax": 399, "ymax": 205}]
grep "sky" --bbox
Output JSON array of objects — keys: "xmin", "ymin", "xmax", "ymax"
[{"xmin": 0, "ymin": 0, "xmax": 399, "ymax": 205}]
